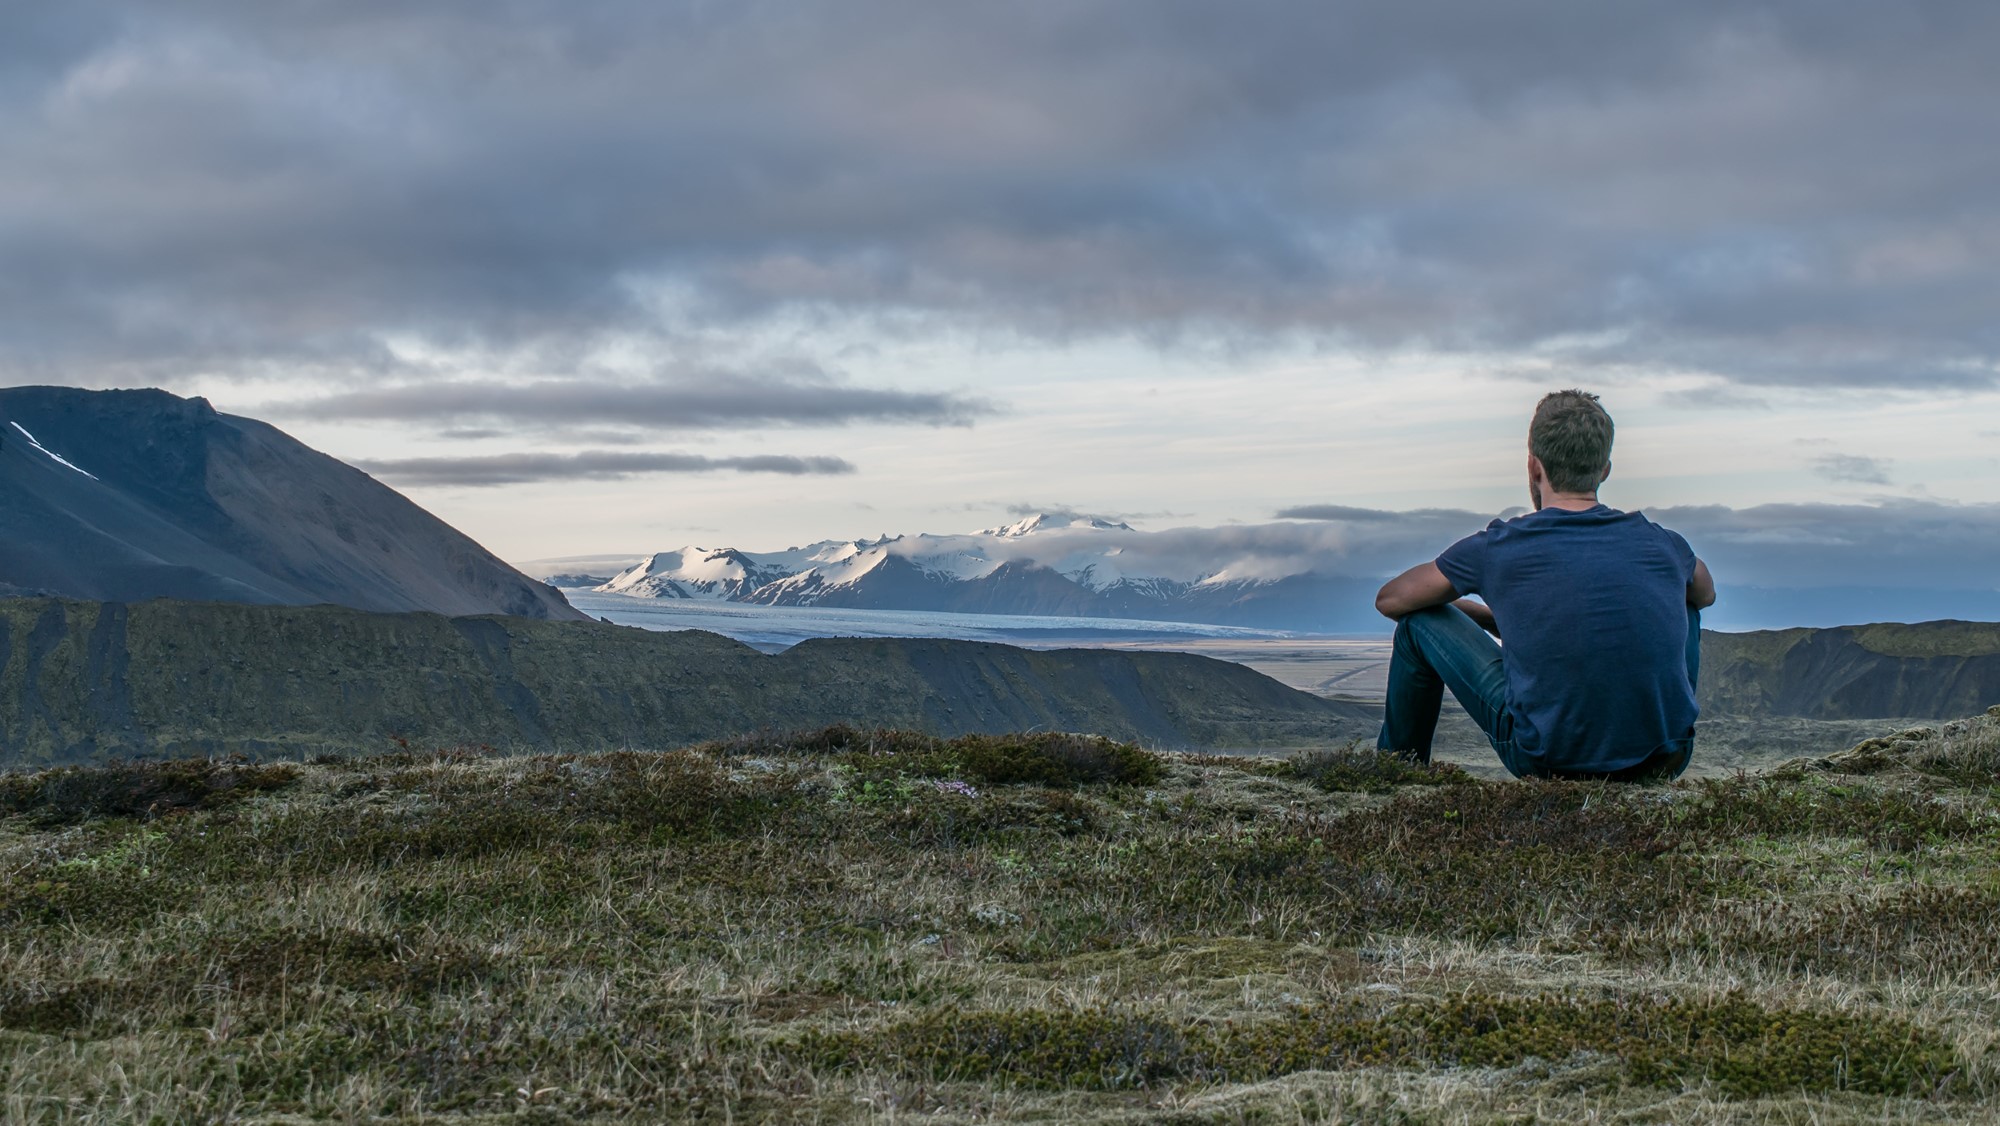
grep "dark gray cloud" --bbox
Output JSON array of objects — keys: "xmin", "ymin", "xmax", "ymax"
[
  {"xmin": 355, "ymin": 450, "xmax": 856, "ymax": 487},
  {"xmin": 1809, "ymin": 453, "xmax": 1893, "ymax": 485},
  {"xmin": 2, "ymin": 1, "xmax": 1996, "ymax": 392},
  {"xmin": 273, "ymin": 375, "xmax": 987, "ymax": 431}
]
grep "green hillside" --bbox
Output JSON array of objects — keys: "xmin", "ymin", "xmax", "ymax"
[
  {"xmin": 1701, "ymin": 620, "xmax": 2000, "ymax": 718},
  {"xmin": 0, "ymin": 598, "xmax": 1374, "ymax": 768}
]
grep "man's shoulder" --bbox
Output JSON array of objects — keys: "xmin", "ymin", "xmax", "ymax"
[
  {"xmin": 1487, "ymin": 506, "xmax": 1690, "ymax": 555},
  {"xmin": 1622, "ymin": 509, "xmax": 1695, "ymax": 545}
]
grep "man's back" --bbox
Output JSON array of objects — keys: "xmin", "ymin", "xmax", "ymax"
[{"xmin": 1437, "ymin": 505, "xmax": 1698, "ymax": 773}]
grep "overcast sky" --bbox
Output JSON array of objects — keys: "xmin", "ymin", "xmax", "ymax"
[{"xmin": 4, "ymin": 2, "xmax": 1999, "ymax": 608}]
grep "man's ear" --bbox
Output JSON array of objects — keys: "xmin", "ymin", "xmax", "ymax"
[
  {"xmin": 1527, "ymin": 454, "xmax": 1545, "ymax": 481},
  {"xmin": 1599, "ymin": 461, "xmax": 1612, "ymax": 486}
]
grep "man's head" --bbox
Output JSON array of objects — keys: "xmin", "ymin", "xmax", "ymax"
[{"xmin": 1528, "ymin": 389, "xmax": 1614, "ymax": 497}]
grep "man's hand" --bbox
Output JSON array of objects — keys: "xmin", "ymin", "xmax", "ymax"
[
  {"xmin": 1688, "ymin": 558, "xmax": 1716, "ymax": 610},
  {"xmin": 1375, "ymin": 562, "xmax": 1458, "ymax": 620}
]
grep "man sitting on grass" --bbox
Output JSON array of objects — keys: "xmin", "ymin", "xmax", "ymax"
[{"xmin": 1373, "ymin": 389, "xmax": 1716, "ymax": 781}]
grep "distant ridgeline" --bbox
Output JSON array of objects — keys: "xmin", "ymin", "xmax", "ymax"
[
  {"xmin": 0, "ymin": 599, "xmax": 1377, "ymax": 768},
  {"xmin": 1699, "ymin": 621, "xmax": 2000, "ymax": 720},
  {"xmin": 4, "ymin": 596, "xmax": 1993, "ymax": 769}
]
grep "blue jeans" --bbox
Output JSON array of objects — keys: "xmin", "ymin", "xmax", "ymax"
[{"xmin": 1377, "ymin": 604, "xmax": 1700, "ymax": 782}]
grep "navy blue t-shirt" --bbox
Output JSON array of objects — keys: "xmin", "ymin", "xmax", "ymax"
[{"xmin": 1435, "ymin": 505, "xmax": 1698, "ymax": 773}]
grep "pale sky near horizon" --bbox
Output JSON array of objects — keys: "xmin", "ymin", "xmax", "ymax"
[
  {"xmin": 263, "ymin": 346, "xmax": 2000, "ymax": 565},
  {"xmin": 5, "ymin": 2, "xmax": 2000, "ymax": 588}
]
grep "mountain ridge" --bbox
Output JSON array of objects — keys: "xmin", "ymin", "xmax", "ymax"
[
  {"xmin": 0, "ymin": 386, "xmax": 583, "ymax": 620},
  {"xmin": 1700, "ymin": 620, "xmax": 2000, "ymax": 719}
]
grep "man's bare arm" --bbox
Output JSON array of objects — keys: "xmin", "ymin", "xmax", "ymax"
[
  {"xmin": 1454, "ymin": 598, "xmax": 1499, "ymax": 637},
  {"xmin": 1374, "ymin": 562, "xmax": 1459, "ymax": 620},
  {"xmin": 1688, "ymin": 558, "xmax": 1716, "ymax": 610}
]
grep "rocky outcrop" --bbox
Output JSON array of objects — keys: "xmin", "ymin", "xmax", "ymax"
[
  {"xmin": 0, "ymin": 599, "xmax": 1378, "ymax": 768},
  {"xmin": 1767, "ymin": 705, "xmax": 2000, "ymax": 779}
]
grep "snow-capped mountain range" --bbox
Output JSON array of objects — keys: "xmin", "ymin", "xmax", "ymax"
[{"xmin": 584, "ymin": 512, "xmax": 1386, "ymax": 632}]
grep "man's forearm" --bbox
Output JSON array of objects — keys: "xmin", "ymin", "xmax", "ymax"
[
  {"xmin": 1375, "ymin": 561, "xmax": 1459, "ymax": 620},
  {"xmin": 1454, "ymin": 598, "xmax": 1499, "ymax": 637}
]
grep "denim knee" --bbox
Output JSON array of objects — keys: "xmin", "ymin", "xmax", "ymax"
[{"xmin": 1394, "ymin": 603, "xmax": 1453, "ymax": 646}]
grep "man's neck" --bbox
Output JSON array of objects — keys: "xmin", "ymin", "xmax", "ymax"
[{"xmin": 1540, "ymin": 492, "xmax": 1601, "ymax": 513}]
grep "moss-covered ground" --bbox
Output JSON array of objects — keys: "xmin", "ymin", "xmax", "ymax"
[{"xmin": 3, "ymin": 720, "xmax": 2000, "ymax": 1123}]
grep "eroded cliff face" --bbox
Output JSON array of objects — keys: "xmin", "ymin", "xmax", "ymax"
[
  {"xmin": 0, "ymin": 599, "xmax": 1376, "ymax": 768},
  {"xmin": 1700, "ymin": 621, "xmax": 2000, "ymax": 720}
]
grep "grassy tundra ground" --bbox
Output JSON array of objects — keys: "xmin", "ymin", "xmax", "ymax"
[{"xmin": 3, "ymin": 716, "xmax": 1999, "ymax": 1123}]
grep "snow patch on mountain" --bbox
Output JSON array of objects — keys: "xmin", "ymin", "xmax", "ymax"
[
  {"xmin": 8, "ymin": 421, "xmax": 98, "ymax": 479},
  {"xmin": 981, "ymin": 512, "xmax": 1134, "ymax": 538},
  {"xmin": 603, "ymin": 545, "xmax": 827, "ymax": 600}
]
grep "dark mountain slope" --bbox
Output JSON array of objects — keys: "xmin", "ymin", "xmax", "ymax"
[
  {"xmin": 1700, "ymin": 620, "xmax": 2000, "ymax": 719},
  {"xmin": 0, "ymin": 387, "xmax": 581, "ymax": 619},
  {"xmin": 0, "ymin": 598, "xmax": 1379, "ymax": 767}
]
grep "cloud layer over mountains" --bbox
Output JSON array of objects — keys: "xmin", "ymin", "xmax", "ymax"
[
  {"xmin": 6, "ymin": 1, "xmax": 1996, "ymax": 401},
  {"xmin": 571, "ymin": 503, "xmax": 2000, "ymax": 631},
  {"xmin": 1274, "ymin": 502, "xmax": 2000, "ymax": 596},
  {"xmin": 722, "ymin": 503, "xmax": 2000, "ymax": 599},
  {"xmin": 355, "ymin": 450, "xmax": 856, "ymax": 487}
]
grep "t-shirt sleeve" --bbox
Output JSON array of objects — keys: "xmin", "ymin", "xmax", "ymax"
[
  {"xmin": 1434, "ymin": 527, "xmax": 1492, "ymax": 596},
  {"xmin": 1661, "ymin": 528, "xmax": 1697, "ymax": 582}
]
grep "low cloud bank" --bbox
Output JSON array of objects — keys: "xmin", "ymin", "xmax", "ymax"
[
  {"xmin": 356, "ymin": 450, "xmax": 855, "ymax": 487},
  {"xmin": 1274, "ymin": 500, "xmax": 2000, "ymax": 594},
  {"xmin": 715, "ymin": 500, "xmax": 2000, "ymax": 599}
]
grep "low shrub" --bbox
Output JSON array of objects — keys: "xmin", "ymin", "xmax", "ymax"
[
  {"xmin": 803, "ymin": 992, "xmax": 1958, "ymax": 1099},
  {"xmin": 190, "ymin": 924, "xmax": 498, "ymax": 996},
  {"xmin": 0, "ymin": 982, "xmax": 106, "ymax": 1035},
  {"xmin": 0, "ymin": 759, "xmax": 300, "ymax": 826},
  {"xmin": 946, "ymin": 733, "xmax": 1164, "ymax": 787},
  {"xmin": 1907, "ymin": 723, "xmax": 2000, "ymax": 786},
  {"xmin": 250, "ymin": 750, "xmax": 779, "ymax": 870},
  {"xmin": 1144, "ymin": 782, "xmax": 1699, "ymax": 945},
  {"xmin": 1642, "ymin": 884, "xmax": 2000, "ymax": 980},
  {"xmin": 712, "ymin": 726, "xmax": 1164, "ymax": 787},
  {"xmin": 702, "ymin": 724, "xmax": 937, "ymax": 758},
  {"xmin": 0, "ymin": 926, "xmax": 497, "ymax": 1038},
  {"xmin": 1287, "ymin": 746, "xmax": 1472, "ymax": 793},
  {"xmin": 1663, "ymin": 776, "xmax": 1989, "ymax": 851}
]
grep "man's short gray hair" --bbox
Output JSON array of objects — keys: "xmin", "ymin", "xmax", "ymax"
[{"xmin": 1529, "ymin": 390, "xmax": 1614, "ymax": 494}]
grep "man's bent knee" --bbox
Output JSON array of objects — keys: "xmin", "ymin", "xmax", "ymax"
[{"xmin": 1395, "ymin": 602, "xmax": 1462, "ymax": 639}]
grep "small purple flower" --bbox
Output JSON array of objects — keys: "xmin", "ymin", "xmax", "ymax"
[{"xmin": 932, "ymin": 779, "xmax": 980, "ymax": 799}]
